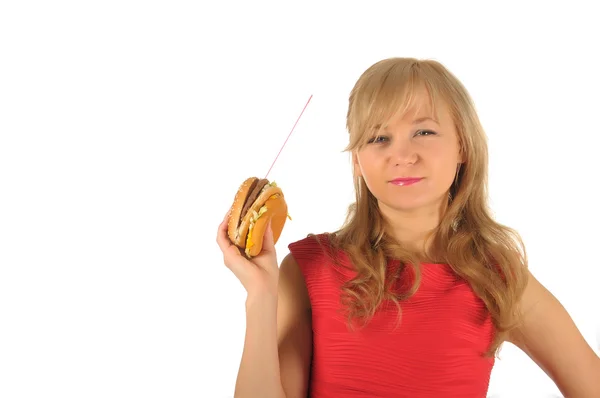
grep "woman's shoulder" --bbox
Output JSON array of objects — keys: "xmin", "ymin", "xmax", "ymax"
[
  {"xmin": 288, "ymin": 232, "xmax": 332, "ymax": 251},
  {"xmin": 288, "ymin": 232, "xmax": 344, "ymax": 263},
  {"xmin": 286, "ymin": 232, "xmax": 337, "ymax": 274},
  {"xmin": 283, "ymin": 232, "xmax": 341, "ymax": 306}
]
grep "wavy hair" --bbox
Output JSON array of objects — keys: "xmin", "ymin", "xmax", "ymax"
[{"xmin": 318, "ymin": 57, "xmax": 528, "ymax": 357}]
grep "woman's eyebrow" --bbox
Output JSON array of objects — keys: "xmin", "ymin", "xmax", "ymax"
[{"xmin": 413, "ymin": 116, "xmax": 439, "ymax": 125}]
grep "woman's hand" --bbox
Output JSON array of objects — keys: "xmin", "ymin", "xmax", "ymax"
[{"xmin": 216, "ymin": 211, "xmax": 280, "ymax": 297}]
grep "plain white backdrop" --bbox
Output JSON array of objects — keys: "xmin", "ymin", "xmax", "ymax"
[{"xmin": 1, "ymin": 1, "xmax": 599, "ymax": 397}]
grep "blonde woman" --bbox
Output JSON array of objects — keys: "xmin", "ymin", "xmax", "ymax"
[{"xmin": 217, "ymin": 57, "xmax": 600, "ymax": 397}]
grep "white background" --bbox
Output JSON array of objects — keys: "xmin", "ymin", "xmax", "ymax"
[{"xmin": 1, "ymin": 1, "xmax": 599, "ymax": 397}]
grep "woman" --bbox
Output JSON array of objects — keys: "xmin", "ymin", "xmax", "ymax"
[{"xmin": 216, "ymin": 57, "xmax": 600, "ymax": 397}]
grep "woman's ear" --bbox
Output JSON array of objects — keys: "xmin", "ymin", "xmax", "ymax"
[
  {"xmin": 352, "ymin": 152, "xmax": 362, "ymax": 178},
  {"xmin": 458, "ymin": 144, "xmax": 466, "ymax": 164}
]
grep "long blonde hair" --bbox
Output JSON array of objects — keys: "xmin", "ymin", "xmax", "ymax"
[{"xmin": 318, "ymin": 57, "xmax": 528, "ymax": 357}]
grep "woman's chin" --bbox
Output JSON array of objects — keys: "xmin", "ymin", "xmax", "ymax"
[{"xmin": 380, "ymin": 195, "xmax": 445, "ymax": 213}]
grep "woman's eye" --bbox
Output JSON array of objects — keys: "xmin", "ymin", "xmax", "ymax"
[
  {"xmin": 416, "ymin": 129, "xmax": 437, "ymax": 136},
  {"xmin": 367, "ymin": 130, "xmax": 436, "ymax": 144},
  {"xmin": 367, "ymin": 135, "xmax": 388, "ymax": 144}
]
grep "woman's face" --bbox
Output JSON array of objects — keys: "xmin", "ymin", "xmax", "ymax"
[{"xmin": 353, "ymin": 93, "xmax": 463, "ymax": 216}]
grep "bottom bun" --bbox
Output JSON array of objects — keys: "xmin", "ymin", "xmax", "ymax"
[{"xmin": 245, "ymin": 195, "xmax": 288, "ymax": 257}]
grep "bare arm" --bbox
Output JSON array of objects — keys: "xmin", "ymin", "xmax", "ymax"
[
  {"xmin": 233, "ymin": 253, "xmax": 312, "ymax": 398},
  {"xmin": 234, "ymin": 291, "xmax": 284, "ymax": 398},
  {"xmin": 508, "ymin": 270, "xmax": 600, "ymax": 397},
  {"xmin": 277, "ymin": 253, "xmax": 312, "ymax": 398}
]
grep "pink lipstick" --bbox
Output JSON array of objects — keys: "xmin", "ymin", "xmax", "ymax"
[{"xmin": 390, "ymin": 177, "xmax": 423, "ymax": 186}]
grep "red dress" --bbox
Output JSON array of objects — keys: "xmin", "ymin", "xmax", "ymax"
[{"xmin": 288, "ymin": 234, "xmax": 495, "ymax": 398}]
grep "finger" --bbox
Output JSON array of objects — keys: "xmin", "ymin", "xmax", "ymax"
[
  {"xmin": 216, "ymin": 225, "xmax": 248, "ymax": 275},
  {"xmin": 217, "ymin": 213, "xmax": 250, "ymax": 269},
  {"xmin": 263, "ymin": 219, "xmax": 274, "ymax": 249},
  {"xmin": 223, "ymin": 208, "xmax": 231, "ymax": 223},
  {"xmin": 216, "ymin": 214, "xmax": 234, "ymax": 253},
  {"xmin": 256, "ymin": 218, "xmax": 276, "ymax": 258}
]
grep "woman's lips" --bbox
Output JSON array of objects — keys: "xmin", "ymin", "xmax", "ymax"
[{"xmin": 390, "ymin": 178, "xmax": 423, "ymax": 186}]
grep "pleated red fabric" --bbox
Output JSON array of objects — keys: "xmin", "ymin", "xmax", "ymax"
[{"xmin": 288, "ymin": 233, "xmax": 495, "ymax": 398}]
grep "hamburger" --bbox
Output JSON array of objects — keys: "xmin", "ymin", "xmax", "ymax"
[{"xmin": 227, "ymin": 177, "xmax": 289, "ymax": 258}]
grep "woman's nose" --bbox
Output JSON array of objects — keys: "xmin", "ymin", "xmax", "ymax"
[{"xmin": 391, "ymin": 138, "xmax": 418, "ymax": 165}]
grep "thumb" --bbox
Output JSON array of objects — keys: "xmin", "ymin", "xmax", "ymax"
[
  {"xmin": 252, "ymin": 219, "xmax": 279, "ymax": 276},
  {"xmin": 253, "ymin": 218, "xmax": 276, "ymax": 262},
  {"xmin": 261, "ymin": 218, "xmax": 275, "ymax": 252}
]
